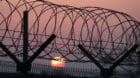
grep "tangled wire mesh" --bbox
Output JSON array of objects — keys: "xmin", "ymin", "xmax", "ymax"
[{"xmin": 0, "ymin": 0, "xmax": 140, "ymax": 65}]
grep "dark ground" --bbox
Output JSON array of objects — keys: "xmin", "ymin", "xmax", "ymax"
[{"xmin": 0, "ymin": 72, "xmax": 94, "ymax": 78}]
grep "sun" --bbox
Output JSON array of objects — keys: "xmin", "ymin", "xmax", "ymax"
[{"xmin": 51, "ymin": 56, "xmax": 65, "ymax": 68}]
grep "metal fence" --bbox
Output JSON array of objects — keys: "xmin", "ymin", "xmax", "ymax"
[
  {"xmin": 0, "ymin": 60, "xmax": 139, "ymax": 78},
  {"xmin": 0, "ymin": 60, "xmax": 99, "ymax": 77}
]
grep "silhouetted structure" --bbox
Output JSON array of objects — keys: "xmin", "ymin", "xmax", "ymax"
[{"xmin": 0, "ymin": 0, "xmax": 140, "ymax": 78}]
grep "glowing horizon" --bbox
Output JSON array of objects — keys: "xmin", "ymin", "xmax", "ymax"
[{"xmin": 51, "ymin": 56, "xmax": 65, "ymax": 68}]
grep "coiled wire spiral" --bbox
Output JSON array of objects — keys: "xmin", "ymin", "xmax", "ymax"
[{"xmin": 0, "ymin": 0, "xmax": 140, "ymax": 65}]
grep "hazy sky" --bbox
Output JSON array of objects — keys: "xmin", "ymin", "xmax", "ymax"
[{"xmin": 46, "ymin": 0, "xmax": 140, "ymax": 21}]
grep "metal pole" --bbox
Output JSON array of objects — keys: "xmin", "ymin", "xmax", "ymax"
[
  {"xmin": 0, "ymin": 42, "xmax": 21, "ymax": 64},
  {"xmin": 27, "ymin": 34, "xmax": 56, "ymax": 64},
  {"xmin": 110, "ymin": 44, "xmax": 139, "ymax": 70},
  {"xmin": 23, "ymin": 11, "xmax": 29, "ymax": 63},
  {"xmin": 78, "ymin": 44, "xmax": 139, "ymax": 78},
  {"xmin": 78, "ymin": 44, "xmax": 104, "ymax": 70}
]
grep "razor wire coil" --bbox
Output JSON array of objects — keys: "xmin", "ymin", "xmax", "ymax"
[{"xmin": 0, "ymin": 0, "xmax": 140, "ymax": 65}]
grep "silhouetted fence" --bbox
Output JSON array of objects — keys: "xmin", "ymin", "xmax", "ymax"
[
  {"xmin": 0, "ymin": 0, "xmax": 140, "ymax": 78},
  {"xmin": 0, "ymin": 60, "xmax": 98, "ymax": 77},
  {"xmin": 0, "ymin": 60, "xmax": 139, "ymax": 78}
]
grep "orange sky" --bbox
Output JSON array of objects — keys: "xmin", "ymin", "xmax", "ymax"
[{"xmin": 46, "ymin": 0, "xmax": 140, "ymax": 21}]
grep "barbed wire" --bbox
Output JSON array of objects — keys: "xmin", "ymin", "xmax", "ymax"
[{"xmin": 0, "ymin": 0, "xmax": 140, "ymax": 65}]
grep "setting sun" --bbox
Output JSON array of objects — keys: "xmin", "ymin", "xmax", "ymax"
[{"xmin": 51, "ymin": 56, "xmax": 65, "ymax": 68}]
